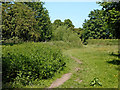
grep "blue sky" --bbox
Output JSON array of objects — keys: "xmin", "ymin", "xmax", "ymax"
[{"xmin": 44, "ymin": 2, "xmax": 102, "ymax": 28}]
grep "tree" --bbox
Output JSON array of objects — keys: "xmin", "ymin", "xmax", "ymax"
[
  {"xmin": 52, "ymin": 19, "xmax": 63, "ymax": 31},
  {"xmin": 0, "ymin": 3, "xmax": 1, "ymax": 25},
  {"xmin": 24, "ymin": 2, "xmax": 52, "ymax": 41},
  {"xmin": 63, "ymin": 19, "xmax": 74, "ymax": 29},
  {"xmin": 52, "ymin": 19, "xmax": 74, "ymax": 31},
  {"xmin": 82, "ymin": 9, "xmax": 113, "ymax": 42},
  {"xmin": 2, "ymin": 1, "xmax": 52, "ymax": 42},
  {"xmin": 2, "ymin": 2, "xmax": 39, "ymax": 42},
  {"xmin": 73, "ymin": 27, "xmax": 84, "ymax": 40},
  {"xmin": 53, "ymin": 19, "xmax": 63, "ymax": 26},
  {"xmin": 98, "ymin": 1, "xmax": 120, "ymax": 39},
  {"xmin": 51, "ymin": 25, "xmax": 81, "ymax": 47}
]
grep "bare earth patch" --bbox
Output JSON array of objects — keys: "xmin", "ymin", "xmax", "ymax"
[
  {"xmin": 75, "ymin": 67, "xmax": 81, "ymax": 72},
  {"xmin": 74, "ymin": 79, "xmax": 83, "ymax": 83},
  {"xmin": 49, "ymin": 73, "xmax": 72, "ymax": 88}
]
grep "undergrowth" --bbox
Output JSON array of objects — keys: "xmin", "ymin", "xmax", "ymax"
[{"xmin": 2, "ymin": 42, "xmax": 66, "ymax": 88}]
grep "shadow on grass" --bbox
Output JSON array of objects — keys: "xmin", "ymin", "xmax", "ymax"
[
  {"xmin": 2, "ymin": 43, "xmax": 15, "ymax": 46},
  {"xmin": 109, "ymin": 52, "xmax": 120, "ymax": 58},
  {"xmin": 106, "ymin": 59, "xmax": 120, "ymax": 65},
  {"xmin": 116, "ymin": 66, "xmax": 120, "ymax": 71},
  {"xmin": 2, "ymin": 42, "xmax": 23, "ymax": 46}
]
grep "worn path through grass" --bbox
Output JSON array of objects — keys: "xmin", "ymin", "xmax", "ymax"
[
  {"xmin": 49, "ymin": 56, "xmax": 82, "ymax": 88},
  {"xmin": 57, "ymin": 44, "xmax": 118, "ymax": 88}
]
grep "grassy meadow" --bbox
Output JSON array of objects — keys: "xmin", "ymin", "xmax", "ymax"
[
  {"xmin": 2, "ymin": 39, "xmax": 119, "ymax": 88},
  {"xmin": 60, "ymin": 42, "xmax": 118, "ymax": 88}
]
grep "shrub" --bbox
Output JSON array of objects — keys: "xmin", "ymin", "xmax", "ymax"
[
  {"xmin": 2, "ymin": 42, "xmax": 66, "ymax": 87},
  {"xmin": 51, "ymin": 26, "xmax": 82, "ymax": 48},
  {"xmin": 2, "ymin": 37, "xmax": 23, "ymax": 44}
]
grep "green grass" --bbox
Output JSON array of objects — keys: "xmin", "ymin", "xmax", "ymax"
[
  {"xmin": 58, "ymin": 44, "xmax": 119, "ymax": 88},
  {"xmin": 2, "ymin": 39, "xmax": 119, "ymax": 88},
  {"xmin": 87, "ymin": 39, "xmax": 118, "ymax": 45},
  {"xmin": 46, "ymin": 41, "xmax": 82, "ymax": 50}
]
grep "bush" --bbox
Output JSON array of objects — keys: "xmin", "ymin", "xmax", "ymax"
[
  {"xmin": 2, "ymin": 37, "xmax": 23, "ymax": 44},
  {"xmin": 51, "ymin": 26, "xmax": 82, "ymax": 48},
  {"xmin": 2, "ymin": 42, "xmax": 66, "ymax": 87}
]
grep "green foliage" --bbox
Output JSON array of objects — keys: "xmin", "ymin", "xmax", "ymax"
[
  {"xmin": 24, "ymin": 2, "xmax": 52, "ymax": 41},
  {"xmin": 51, "ymin": 26, "xmax": 82, "ymax": 48},
  {"xmin": 2, "ymin": 42, "xmax": 66, "ymax": 87},
  {"xmin": 73, "ymin": 28, "xmax": 84, "ymax": 41},
  {"xmin": 87, "ymin": 39, "xmax": 118, "ymax": 45},
  {"xmin": 51, "ymin": 19, "xmax": 63, "ymax": 35},
  {"xmin": 53, "ymin": 19, "xmax": 63, "ymax": 27},
  {"xmin": 82, "ymin": 1, "xmax": 120, "ymax": 41},
  {"xmin": 63, "ymin": 19, "xmax": 74, "ymax": 29},
  {"xmin": 46, "ymin": 41, "xmax": 82, "ymax": 50},
  {"xmin": 82, "ymin": 9, "xmax": 113, "ymax": 42},
  {"xmin": 90, "ymin": 78, "xmax": 102, "ymax": 86},
  {"xmin": 98, "ymin": 1, "xmax": 120, "ymax": 39},
  {"xmin": 2, "ymin": 2, "xmax": 39, "ymax": 42},
  {"xmin": 52, "ymin": 19, "xmax": 74, "ymax": 31},
  {"xmin": 2, "ymin": 36, "xmax": 23, "ymax": 44},
  {"xmin": 2, "ymin": 2, "xmax": 52, "ymax": 42}
]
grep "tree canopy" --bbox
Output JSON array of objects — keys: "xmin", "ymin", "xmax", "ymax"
[
  {"xmin": 81, "ymin": 1, "xmax": 120, "ymax": 42},
  {"xmin": 98, "ymin": 1, "xmax": 120, "ymax": 39},
  {"xmin": 2, "ymin": 2, "xmax": 52, "ymax": 42},
  {"xmin": 63, "ymin": 19, "xmax": 74, "ymax": 29}
]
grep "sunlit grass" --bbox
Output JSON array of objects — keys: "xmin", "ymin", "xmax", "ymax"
[
  {"xmin": 2, "ymin": 39, "xmax": 119, "ymax": 88},
  {"xmin": 58, "ymin": 44, "xmax": 118, "ymax": 88}
]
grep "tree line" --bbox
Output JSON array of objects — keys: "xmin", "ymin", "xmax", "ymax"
[
  {"xmin": 2, "ymin": 2, "xmax": 76, "ymax": 43},
  {"xmin": 1, "ymin": 1, "xmax": 120, "ymax": 43},
  {"xmin": 81, "ymin": 1, "xmax": 120, "ymax": 43}
]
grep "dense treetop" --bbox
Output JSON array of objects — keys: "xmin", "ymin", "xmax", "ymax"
[
  {"xmin": 2, "ymin": 2, "xmax": 52, "ymax": 42},
  {"xmin": 81, "ymin": 1, "xmax": 120, "ymax": 42}
]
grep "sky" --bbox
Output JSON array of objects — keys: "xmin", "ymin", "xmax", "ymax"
[{"xmin": 44, "ymin": 2, "xmax": 102, "ymax": 28}]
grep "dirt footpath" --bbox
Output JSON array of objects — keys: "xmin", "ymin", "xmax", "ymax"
[{"xmin": 49, "ymin": 56, "xmax": 82, "ymax": 88}]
